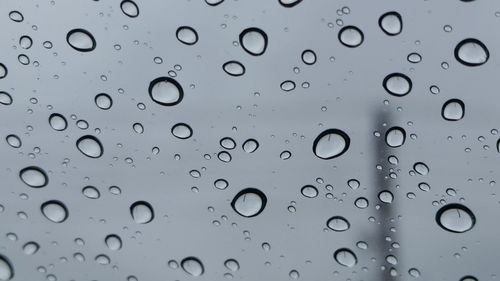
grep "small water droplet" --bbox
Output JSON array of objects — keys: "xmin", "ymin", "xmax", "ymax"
[
  {"xmin": 224, "ymin": 259, "xmax": 239, "ymax": 272},
  {"xmin": 214, "ymin": 179, "xmax": 229, "ymax": 190},
  {"xmin": 242, "ymin": 139, "xmax": 259, "ymax": 153},
  {"xmin": 0, "ymin": 255, "xmax": 14, "ymax": 280},
  {"xmin": 205, "ymin": 0, "xmax": 224, "ymax": 5},
  {"xmin": 0, "ymin": 92, "xmax": 12, "ymax": 104},
  {"xmin": 105, "ymin": 234, "xmax": 122, "ymax": 251},
  {"xmin": 82, "ymin": 186, "xmax": 100, "ymax": 199},
  {"xmin": 301, "ymin": 49, "xmax": 317, "ymax": 65},
  {"xmin": 301, "ymin": 185, "xmax": 318, "ymax": 198},
  {"xmin": 9, "ymin": 11, "xmax": 23, "ymax": 22},
  {"xmin": 6, "ymin": 135, "xmax": 21, "ymax": 148},
  {"xmin": 22, "ymin": 242, "xmax": 39, "ymax": 255},
  {"xmin": 19, "ymin": 35, "xmax": 33, "ymax": 49},
  {"xmin": 280, "ymin": 80, "xmax": 296, "ymax": 92},
  {"xmin": 279, "ymin": 0, "xmax": 303, "ymax": 8}
]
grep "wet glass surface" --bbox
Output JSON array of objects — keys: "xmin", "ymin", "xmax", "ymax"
[{"xmin": 0, "ymin": 0, "xmax": 498, "ymax": 280}]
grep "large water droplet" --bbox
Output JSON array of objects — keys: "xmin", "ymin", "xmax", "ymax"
[
  {"xmin": 41, "ymin": 200, "xmax": 68, "ymax": 223},
  {"xmin": 436, "ymin": 203, "xmax": 475, "ymax": 233},
  {"xmin": 442, "ymin": 99, "xmax": 465, "ymax": 121},
  {"xmin": 379, "ymin": 11, "xmax": 402, "ymax": 36},
  {"xmin": 105, "ymin": 234, "xmax": 122, "ymax": 251},
  {"xmin": 383, "ymin": 73, "xmax": 412, "ymax": 96},
  {"xmin": 231, "ymin": 188, "xmax": 267, "ymax": 218},
  {"xmin": 95, "ymin": 93, "xmax": 113, "ymax": 110},
  {"xmin": 22, "ymin": 242, "xmax": 39, "ymax": 255},
  {"xmin": 148, "ymin": 77, "xmax": 184, "ymax": 106},
  {"xmin": 338, "ymin": 26, "xmax": 364, "ymax": 48},
  {"xmin": 66, "ymin": 29, "xmax": 96, "ymax": 52},
  {"xmin": 49, "ymin": 113, "xmax": 67, "ymax": 131},
  {"xmin": 385, "ymin": 127, "xmax": 406, "ymax": 148},
  {"xmin": 313, "ymin": 129, "xmax": 350, "ymax": 159},
  {"xmin": 130, "ymin": 201, "xmax": 154, "ymax": 224},
  {"xmin": 0, "ymin": 255, "xmax": 13, "ymax": 280},
  {"xmin": 334, "ymin": 248, "xmax": 357, "ymax": 267},
  {"xmin": 19, "ymin": 166, "xmax": 48, "ymax": 188},
  {"xmin": 181, "ymin": 257, "xmax": 204, "ymax": 276},
  {"xmin": 224, "ymin": 259, "xmax": 239, "ymax": 271},
  {"xmin": 6, "ymin": 135, "xmax": 21, "ymax": 148},
  {"xmin": 176, "ymin": 26, "xmax": 198, "ymax": 45},
  {"xmin": 279, "ymin": 0, "xmax": 303, "ymax": 7},
  {"xmin": 171, "ymin": 123, "xmax": 193, "ymax": 139},
  {"xmin": 0, "ymin": 65, "xmax": 8, "ymax": 79},
  {"xmin": 223, "ymin": 61, "xmax": 245, "ymax": 76},
  {"xmin": 327, "ymin": 216, "xmax": 350, "ymax": 232},
  {"xmin": 242, "ymin": 139, "xmax": 259, "ymax": 153},
  {"xmin": 301, "ymin": 185, "xmax": 318, "ymax": 198},
  {"xmin": 301, "ymin": 49, "xmax": 317, "ymax": 65},
  {"xmin": 82, "ymin": 186, "xmax": 100, "ymax": 199},
  {"xmin": 120, "ymin": 0, "xmax": 139, "ymax": 18},
  {"xmin": 8, "ymin": 11, "xmax": 23, "ymax": 22},
  {"xmin": 76, "ymin": 135, "xmax": 103, "ymax": 158},
  {"xmin": 205, "ymin": 0, "xmax": 224, "ymax": 6},
  {"xmin": 239, "ymin": 28, "xmax": 268, "ymax": 56},
  {"xmin": 454, "ymin": 38, "xmax": 489, "ymax": 66}
]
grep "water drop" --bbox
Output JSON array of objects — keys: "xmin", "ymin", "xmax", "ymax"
[
  {"xmin": 41, "ymin": 200, "xmax": 68, "ymax": 223},
  {"xmin": 301, "ymin": 185, "xmax": 318, "ymax": 198},
  {"xmin": 82, "ymin": 186, "xmax": 100, "ymax": 199},
  {"xmin": 95, "ymin": 93, "xmax": 113, "ymax": 110},
  {"xmin": 0, "ymin": 65, "xmax": 7, "ymax": 79},
  {"xmin": 436, "ymin": 203, "xmax": 475, "ymax": 233},
  {"xmin": 242, "ymin": 139, "xmax": 259, "ymax": 153},
  {"xmin": 0, "ymin": 255, "xmax": 13, "ymax": 280},
  {"xmin": 214, "ymin": 179, "xmax": 229, "ymax": 190},
  {"xmin": 354, "ymin": 197, "xmax": 369, "ymax": 209},
  {"xmin": 383, "ymin": 73, "xmax": 412, "ymax": 96},
  {"xmin": 224, "ymin": 259, "xmax": 239, "ymax": 271},
  {"xmin": 19, "ymin": 35, "xmax": 33, "ymax": 49},
  {"xmin": 9, "ymin": 11, "xmax": 23, "ymax": 22},
  {"xmin": 66, "ymin": 29, "xmax": 96, "ymax": 52},
  {"xmin": 220, "ymin": 137, "xmax": 236, "ymax": 150},
  {"xmin": 105, "ymin": 234, "xmax": 122, "ymax": 251},
  {"xmin": 385, "ymin": 127, "xmax": 406, "ymax": 148},
  {"xmin": 22, "ymin": 242, "xmax": 39, "ymax": 255},
  {"xmin": 181, "ymin": 257, "xmax": 204, "ymax": 276},
  {"xmin": 6, "ymin": 135, "xmax": 21, "ymax": 148},
  {"xmin": 301, "ymin": 49, "xmax": 317, "ymax": 65},
  {"xmin": 130, "ymin": 201, "xmax": 154, "ymax": 224},
  {"xmin": 231, "ymin": 188, "xmax": 267, "ymax": 217},
  {"xmin": 334, "ymin": 248, "xmax": 357, "ymax": 267},
  {"xmin": 19, "ymin": 166, "xmax": 48, "ymax": 188},
  {"xmin": 49, "ymin": 113, "xmax": 67, "ymax": 131},
  {"xmin": 148, "ymin": 77, "xmax": 184, "ymax": 106},
  {"xmin": 379, "ymin": 11, "xmax": 403, "ymax": 36},
  {"xmin": 0, "ymin": 92, "xmax": 11, "ymax": 104},
  {"xmin": 176, "ymin": 26, "xmax": 198, "ymax": 45},
  {"xmin": 120, "ymin": 0, "xmax": 139, "ymax": 18},
  {"xmin": 279, "ymin": 0, "xmax": 303, "ymax": 8},
  {"xmin": 442, "ymin": 99, "xmax": 465, "ymax": 121},
  {"xmin": 407, "ymin": 52, "xmax": 422, "ymax": 63},
  {"xmin": 414, "ymin": 162, "xmax": 429, "ymax": 175},
  {"xmin": 313, "ymin": 129, "xmax": 350, "ymax": 159},
  {"xmin": 76, "ymin": 135, "xmax": 103, "ymax": 158},
  {"xmin": 223, "ymin": 61, "xmax": 245, "ymax": 76},
  {"xmin": 460, "ymin": 276, "xmax": 478, "ymax": 281},
  {"xmin": 327, "ymin": 216, "xmax": 350, "ymax": 232},
  {"xmin": 239, "ymin": 28, "xmax": 268, "ymax": 56},
  {"xmin": 454, "ymin": 38, "xmax": 489, "ymax": 66},
  {"xmin": 280, "ymin": 150, "xmax": 292, "ymax": 160},
  {"xmin": 171, "ymin": 123, "xmax": 193, "ymax": 139},
  {"xmin": 338, "ymin": 26, "xmax": 364, "ymax": 48},
  {"xmin": 205, "ymin": 0, "xmax": 224, "ymax": 6}
]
